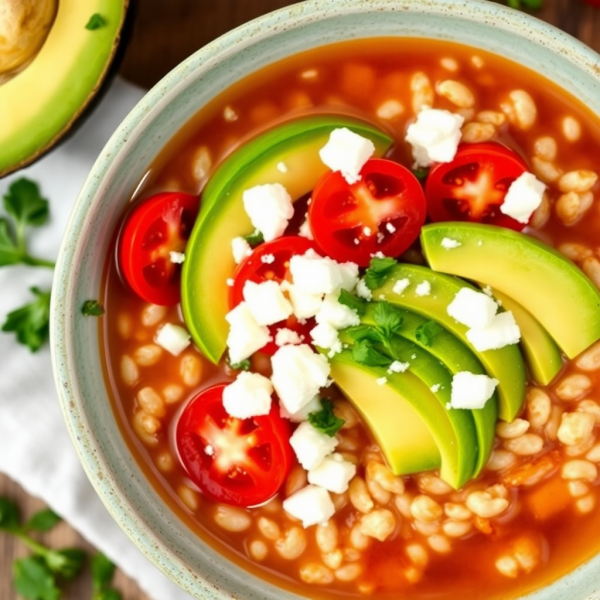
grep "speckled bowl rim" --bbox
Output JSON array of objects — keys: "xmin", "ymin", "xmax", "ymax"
[{"xmin": 51, "ymin": 1, "xmax": 600, "ymax": 599}]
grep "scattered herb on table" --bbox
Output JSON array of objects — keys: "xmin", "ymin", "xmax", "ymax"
[
  {"xmin": 85, "ymin": 14, "xmax": 107, "ymax": 30},
  {"xmin": 363, "ymin": 256, "xmax": 398, "ymax": 290},
  {"xmin": 2, "ymin": 287, "xmax": 51, "ymax": 352},
  {"xmin": 308, "ymin": 399, "xmax": 345, "ymax": 437},
  {"xmin": 92, "ymin": 553, "xmax": 122, "ymax": 600},
  {"xmin": 82, "ymin": 300, "xmax": 105, "ymax": 317}
]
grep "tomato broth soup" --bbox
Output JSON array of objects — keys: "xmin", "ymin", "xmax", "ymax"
[{"xmin": 100, "ymin": 38, "xmax": 600, "ymax": 599}]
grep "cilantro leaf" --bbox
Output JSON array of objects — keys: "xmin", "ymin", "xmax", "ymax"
[
  {"xmin": 229, "ymin": 358, "xmax": 251, "ymax": 371},
  {"xmin": 337, "ymin": 289, "xmax": 366, "ymax": 316},
  {"xmin": 44, "ymin": 548, "xmax": 86, "ymax": 580},
  {"xmin": 96, "ymin": 591, "xmax": 122, "ymax": 600},
  {"xmin": 85, "ymin": 13, "xmax": 106, "ymax": 30},
  {"xmin": 82, "ymin": 300, "xmax": 105, "ymax": 317},
  {"xmin": 352, "ymin": 340, "xmax": 392, "ymax": 367},
  {"xmin": 0, "ymin": 497, "xmax": 21, "ymax": 532},
  {"xmin": 243, "ymin": 229, "xmax": 264, "ymax": 247},
  {"xmin": 25, "ymin": 510, "xmax": 61, "ymax": 534},
  {"xmin": 4, "ymin": 179, "xmax": 49, "ymax": 230},
  {"xmin": 13, "ymin": 557, "xmax": 60, "ymax": 600},
  {"xmin": 308, "ymin": 399, "xmax": 345, "ymax": 437},
  {"xmin": 412, "ymin": 167, "xmax": 429, "ymax": 184},
  {"xmin": 0, "ymin": 218, "xmax": 21, "ymax": 266},
  {"xmin": 373, "ymin": 301, "xmax": 404, "ymax": 338},
  {"xmin": 364, "ymin": 257, "xmax": 398, "ymax": 290},
  {"xmin": 92, "ymin": 553, "xmax": 116, "ymax": 592},
  {"xmin": 2, "ymin": 287, "xmax": 51, "ymax": 352},
  {"xmin": 343, "ymin": 325, "xmax": 385, "ymax": 345},
  {"xmin": 507, "ymin": 0, "xmax": 542, "ymax": 8},
  {"xmin": 415, "ymin": 320, "xmax": 444, "ymax": 347}
]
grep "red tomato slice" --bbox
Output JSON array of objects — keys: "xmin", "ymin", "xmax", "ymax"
[
  {"xmin": 176, "ymin": 384, "xmax": 293, "ymax": 507},
  {"xmin": 308, "ymin": 158, "xmax": 427, "ymax": 267},
  {"xmin": 425, "ymin": 142, "xmax": 529, "ymax": 231},
  {"xmin": 118, "ymin": 192, "xmax": 199, "ymax": 306},
  {"xmin": 230, "ymin": 236, "xmax": 318, "ymax": 354}
]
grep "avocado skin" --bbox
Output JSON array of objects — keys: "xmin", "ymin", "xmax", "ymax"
[{"xmin": 1, "ymin": 0, "xmax": 135, "ymax": 177}]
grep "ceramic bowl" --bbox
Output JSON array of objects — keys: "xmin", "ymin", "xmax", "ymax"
[{"xmin": 50, "ymin": 1, "xmax": 600, "ymax": 598}]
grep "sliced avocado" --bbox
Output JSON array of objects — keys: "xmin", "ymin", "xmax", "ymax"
[
  {"xmin": 0, "ymin": 0, "xmax": 130, "ymax": 176},
  {"xmin": 488, "ymin": 288, "xmax": 564, "ymax": 385},
  {"xmin": 421, "ymin": 222, "xmax": 600, "ymax": 359},
  {"xmin": 360, "ymin": 304, "xmax": 497, "ymax": 476},
  {"xmin": 182, "ymin": 116, "xmax": 393, "ymax": 363},
  {"xmin": 371, "ymin": 264, "xmax": 526, "ymax": 422}
]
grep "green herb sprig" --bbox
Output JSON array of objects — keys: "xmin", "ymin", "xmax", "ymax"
[
  {"xmin": 85, "ymin": 14, "xmax": 107, "ymax": 30},
  {"xmin": 506, "ymin": 0, "xmax": 543, "ymax": 9},
  {"xmin": 243, "ymin": 229, "xmax": 265, "ymax": 248},
  {"xmin": 363, "ymin": 257, "xmax": 398, "ymax": 290},
  {"xmin": 308, "ymin": 399, "xmax": 345, "ymax": 437},
  {"xmin": 415, "ymin": 320, "xmax": 443, "ymax": 347}
]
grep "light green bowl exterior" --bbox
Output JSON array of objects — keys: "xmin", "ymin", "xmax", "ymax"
[{"xmin": 50, "ymin": 1, "xmax": 600, "ymax": 599}]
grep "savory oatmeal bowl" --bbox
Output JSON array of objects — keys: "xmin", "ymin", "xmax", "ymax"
[{"xmin": 50, "ymin": 0, "xmax": 600, "ymax": 598}]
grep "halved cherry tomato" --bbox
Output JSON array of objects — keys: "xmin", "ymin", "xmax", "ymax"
[
  {"xmin": 118, "ymin": 192, "xmax": 199, "ymax": 306},
  {"xmin": 425, "ymin": 142, "xmax": 529, "ymax": 231},
  {"xmin": 308, "ymin": 158, "xmax": 427, "ymax": 267},
  {"xmin": 176, "ymin": 384, "xmax": 293, "ymax": 507},
  {"xmin": 230, "ymin": 236, "xmax": 318, "ymax": 354}
]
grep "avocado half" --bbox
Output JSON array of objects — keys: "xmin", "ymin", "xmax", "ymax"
[{"xmin": 0, "ymin": 0, "xmax": 132, "ymax": 177}]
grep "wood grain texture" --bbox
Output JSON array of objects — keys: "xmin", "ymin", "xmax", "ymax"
[{"xmin": 1, "ymin": 0, "xmax": 599, "ymax": 598}]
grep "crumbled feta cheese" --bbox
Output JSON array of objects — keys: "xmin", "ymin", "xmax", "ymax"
[
  {"xmin": 205, "ymin": 444, "xmax": 215, "ymax": 456},
  {"xmin": 310, "ymin": 322, "xmax": 342, "ymax": 356},
  {"xmin": 231, "ymin": 236, "xmax": 252, "ymax": 264},
  {"xmin": 290, "ymin": 421, "xmax": 338, "ymax": 470},
  {"xmin": 482, "ymin": 285, "xmax": 493, "ymax": 297},
  {"xmin": 371, "ymin": 251, "xmax": 385, "ymax": 259},
  {"xmin": 243, "ymin": 280, "xmax": 293, "ymax": 326},
  {"xmin": 226, "ymin": 278, "xmax": 234, "ymax": 287},
  {"xmin": 337, "ymin": 262, "xmax": 360, "ymax": 292},
  {"xmin": 155, "ymin": 323, "xmax": 191, "ymax": 356},
  {"xmin": 290, "ymin": 249, "xmax": 345, "ymax": 295},
  {"xmin": 277, "ymin": 161, "xmax": 288, "ymax": 173},
  {"xmin": 225, "ymin": 302, "xmax": 272, "ymax": 364},
  {"xmin": 355, "ymin": 279, "xmax": 373, "ymax": 300},
  {"xmin": 283, "ymin": 281, "xmax": 324, "ymax": 319},
  {"xmin": 223, "ymin": 106, "xmax": 238, "ymax": 122},
  {"xmin": 466, "ymin": 311, "xmax": 521, "ymax": 351},
  {"xmin": 386, "ymin": 222, "xmax": 397, "ymax": 233},
  {"xmin": 376, "ymin": 376, "xmax": 388, "ymax": 386},
  {"xmin": 282, "ymin": 485, "xmax": 335, "ymax": 528},
  {"xmin": 388, "ymin": 360, "xmax": 409, "ymax": 374},
  {"xmin": 430, "ymin": 383, "xmax": 441, "ymax": 393},
  {"xmin": 447, "ymin": 288, "xmax": 498, "ymax": 329},
  {"xmin": 319, "ymin": 127, "xmax": 375, "ymax": 184},
  {"xmin": 222, "ymin": 372, "xmax": 273, "ymax": 419},
  {"xmin": 363, "ymin": 226, "xmax": 372, "ymax": 236},
  {"xmin": 376, "ymin": 232, "xmax": 385, "ymax": 244},
  {"xmin": 415, "ymin": 281, "xmax": 431, "ymax": 297},
  {"xmin": 280, "ymin": 396, "xmax": 322, "ymax": 423},
  {"xmin": 441, "ymin": 237, "xmax": 461, "ymax": 249},
  {"xmin": 392, "ymin": 278, "xmax": 410, "ymax": 295},
  {"xmin": 450, "ymin": 372, "xmax": 498, "ymax": 410},
  {"xmin": 500, "ymin": 172, "xmax": 546, "ymax": 223},
  {"xmin": 307, "ymin": 453, "xmax": 357, "ymax": 494},
  {"xmin": 271, "ymin": 344, "xmax": 330, "ymax": 414},
  {"xmin": 315, "ymin": 293, "xmax": 361, "ymax": 329},
  {"xmin": 405, "ymin": 107, "xmax": 464, "ymax": 167},
  {"xmin": 169, "ymin": 251, "xmax": 185, "ymax": 264},
  {"xmin": 242, "ymin": 183, "xmax": 294, "ymax": 241},
  {"xmin": 275, "ymin": 328, "xmax": 302, "ymax": 347},
  {"xmin": 376, "ymin": 99, "xmax": 404, "ymax": 121},
  {"xmin": 298, "ymin": 217, "xmax": 313, "ymax": 240},
  {"xmin": 261, "ymin": 253, "xmax": 275, "ymax": 264}
]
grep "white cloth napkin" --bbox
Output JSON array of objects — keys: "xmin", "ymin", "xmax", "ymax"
[{"xmin": 0, "ymin": 77, "xmax": 193, "ymax": 600}]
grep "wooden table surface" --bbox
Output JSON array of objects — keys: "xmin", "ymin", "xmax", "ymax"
[{"xmin": 1, "ymin": 1, "xmax": 599, "ymax": 598}]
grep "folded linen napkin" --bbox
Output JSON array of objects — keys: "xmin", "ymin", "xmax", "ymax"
[{"xmin": 0, "ymin": 77, "xmax": 194, "ymax": 600}]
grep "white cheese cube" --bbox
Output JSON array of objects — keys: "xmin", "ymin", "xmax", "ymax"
[
  {"xmin": 355, "ymin": 279, "xmax": 373, "ymax": 300},
  {"xmin": 315, "ymin": 293, "xmax": 361, "ymax": 329},
  {"xmin": 243, "ymin": 280, "xmax": 293, "ymax": 326},
  {"xmin": 298, "ymin": 217, "xmax": 313, "ymax": 240},
  {"xmin": 319, "ymin": 127, "xmax": 375, "ymax": 184},
  {"xmin": 155, "ymin": 323, "xmax": 191, "ymax": 356},
  {"xmin": 290, "ymin": 421, "xmax": 338, "ymax": 470},
  {"xmin": 282, "ymin": 485, "xmax": 335, "ymax": 528},
  {"xmin": 450, "ymin": 371, "xmax": 498, "ymax": 409},
  {"xmin": 405, "ymin": 107, "xmax": 464, "ymax": 167},
  {"xmin": 466, "ymin": 311, "xmax": 522, "ymax": 351},
  {"xmin": 338, "ymin": 262, "xmax": 360, "ymax": 292},
  {"xmin": 169, "ymin": 251, "xmax": 185, "ymax": 264},
  {"xmin": 225, "ymin": 302, "xmax": 272, "ymax": 364},
  {"xmin": 271, "ymin": 344, "xmax": 330, "ymax": 414},
  {"xmin": 441, "ymin": 237, "xmax": 461, "ymax": 249},
  {"xmin": 310, "ymin": 322, "xmax": 342, "ymax": 356},
  {"xmin": 500, "ymin": 172, "xmax": 546, "ymax": 224},
  {"xmin": 231, "ymin": 236, "xmax": 252, "ymax": 264},
  {"xmin": 280, "ymin": 395, "xmax": 322, "ymax": 423},
  {"xmin": 415, "ymin": 281, "xmax": 431, "ymax": 297},
  {"xmin": 447, "ymin": 288, "xmax": 498, "ymax": 329},
  {"xmin": 392, "ymin": 278, "xmax": 410, "ymax": 295},
  {"xmin": 307, "ymin": 453, "xmax": 357, "ymax": 494},
  {"xmin": 222, "ymin": 372, "xmax": 273, "ymax": 419},
  {"xmin": 284, "ymin": 282, "xmax": 324, "ymax": 320},
  {"xmin": 242, "ymin": 183, "xmax": 294, "ymax": 241},
  {"xmin": 275, "ymin": 327, "xmax": 302, "ymax": 347},
  {"xmin": 290, "ymin": 249, "xmax": 344, "ymax": 295}
]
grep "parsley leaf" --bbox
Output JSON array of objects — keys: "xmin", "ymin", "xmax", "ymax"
[
  {"xmin": 85, "ymin": 13, "xmax": 107, "ymax": 30},
  {"xmin": 337, "ymin": 289, "xmax": 366, "ymax": 316},
  {"xmin": 82, "ymin": 300, "xmax": 105, "ymax": 317},
  {"xmin": 343, "ymin": 325, "xmax": 385, "ymax": 345},
  {"xmin": 506, "ymin": 0, "xmax": 542, "ymax": 8},
  {"xmin": 364, "ymin": 257, "xmax": 398, "ymax": 290},
  {"xmin": 92, "ymin": 553, "xmax": 116, "ymax": 592},
  {"xmin": 2, "ymin": 287, "xmax": 51, "ymax": 352},
  {"xmin": 25, "ymin": 510, "xmax": 61, "ymax": 534},
  {"xmin": 415, "ymin": 320, "xmax": 444, "ymax": 347},
  {"xmin": 412, "ymin": 167, "xmax": 429, "ymax": 184},
  {"xmin": 352, "ymin": 340, "xmax": 392, "ymax": 367},
  {"xmin": 45, "ymin": 548, "xmax": 86, "ymax": 580},
  {"xmin": 229, "ymin": 358, "xmax": 251, "ymax": 371},
  {"xmin": 243, "ymin": 229, "xmax": 264, "ymax": 247},
  {"xmin": 308, "ymin": 399, "xmax": 345, "ymax": 437},
  {"xmin": 0, "ymin": 497, "xmax": 20, "ymax": 532},
  {"xmin": 13, "ymin": 557, "xmax": 59, "ymax": 600},
  {"xmin": 373, "ymin": 301, "xmax": 404, "ymax": 338}
]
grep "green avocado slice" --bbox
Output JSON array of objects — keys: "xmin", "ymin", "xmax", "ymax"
[
  {"xmin": 488, "ymin": 288, "xmax": 564, "ymax": 385},
  {"xmin": 182, "ymin": 116, "xmax": 393, "ymax": 364},
  {"xmin": 359, "ymin": 304, "xmax": 497, "ymax": 477},
  {"xmin": 421, "ymin": 222, "xmax": 600, "ymax": 359},
  {"xmin": 370, "ymin": 264, "xmax": 526, "ymax": 422}
]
